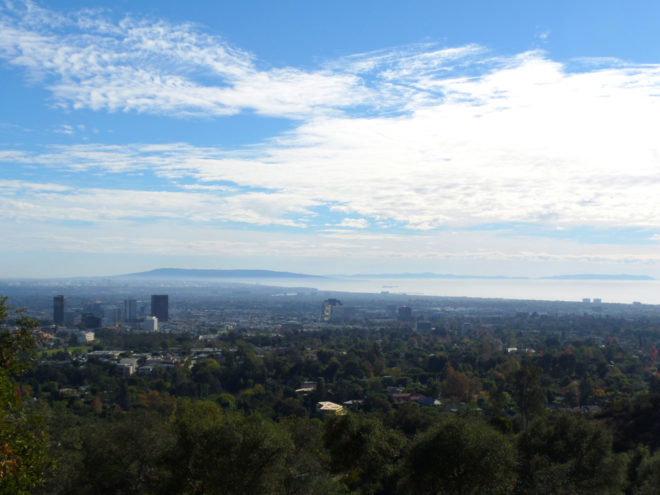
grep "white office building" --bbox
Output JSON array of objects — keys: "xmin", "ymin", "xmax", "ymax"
[{"xmin": 142, "ymin": 316, "xmax": 158, "ymax": 332}]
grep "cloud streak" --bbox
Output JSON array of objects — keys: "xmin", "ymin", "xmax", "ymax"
[
  {"xmin": 0, "ymin": 1, "xmax": 366, "ymax": 118},
  {"xmin": 0, "ymin": 179, "xmax": 318, "ymax": 226}
]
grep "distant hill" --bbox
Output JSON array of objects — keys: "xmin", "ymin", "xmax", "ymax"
[
  {"xmin": 340, "ymin": 273, "xmax": 656, "ymax": 281},
  {"xmin": 118, "ymin": 268, "xmax": 323, "ymax": 279},
  {"xmin": 345, "ymin": 273, "xmax": 527, "ymax": 279},
  {"xmin": 115, "ymin": 269, "xmax": 655, "ymax": 281},
  {"xmin": 541, "ymin": 274, "xmax": 655, "ymax": 281}
]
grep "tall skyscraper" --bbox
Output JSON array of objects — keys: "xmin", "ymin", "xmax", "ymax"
[
  {"xmin": 107, "ymin": 307, "xmax": 121, "ymax": 327},
  {"xmin": 151, "ymin": 295, "xmax": 168, "ymax": 322},
  {"xmin": 322, "ymin": 298, "xmax": 342, "ymax": 322},
  {"xmin": 123, "ymin": 298, "xmax": 137, "ymax": 323},
  {"xmin": 53, "ymin": 295, "xmax": 65, "ymax": 326}
]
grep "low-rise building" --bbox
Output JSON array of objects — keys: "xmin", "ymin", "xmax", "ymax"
[
  {"xmin": 142, "ymin": 316, "xmax": 158, "ymax": 332},
  {"xmin": 118, "ymin": 357, "xmax": 139, "ymax": 376},
  {"xmin": 316, "ymin": 401, "xmax": 345, "ymax": 415}
]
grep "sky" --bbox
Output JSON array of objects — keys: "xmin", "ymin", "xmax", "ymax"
[{"xmin": 2, "ymin": 0, "xmax": 660, "ymax": 278}]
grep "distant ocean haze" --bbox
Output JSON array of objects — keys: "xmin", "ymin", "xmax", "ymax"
[
  {"xmin": 238, "ymin": 277, "xmax": 660, "ymax": 305},
  {"xmin": 115, "ymin": 269, "xmax": 659, "ymax": 304}
]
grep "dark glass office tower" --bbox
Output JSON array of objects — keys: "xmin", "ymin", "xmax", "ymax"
[
  {"xmin": 151, "ymin": 294, "xmax": 168, "ymax": 322},
  {"xmin": 53, "ymin": 295, "xmax": 65, "ymax": 325}
]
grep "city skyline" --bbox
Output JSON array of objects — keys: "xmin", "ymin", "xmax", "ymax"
[{"xmin": 2, "ymin": 1, "xmax": 660, "ymax": 279}]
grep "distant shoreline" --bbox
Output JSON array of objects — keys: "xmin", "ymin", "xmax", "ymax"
[{"xmin": 0, "ymin": 269, "xmax": 655, "ymax": 282}]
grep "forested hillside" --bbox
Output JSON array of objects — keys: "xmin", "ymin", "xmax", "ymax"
[{"xmin": 3, "ymin": 297, "xmax": 660, "ymax": 494}]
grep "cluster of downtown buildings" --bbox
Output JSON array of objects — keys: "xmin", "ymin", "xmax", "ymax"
[{"xmin": 53, "ymin": 294, "xmax": 169, "ymax": 331}]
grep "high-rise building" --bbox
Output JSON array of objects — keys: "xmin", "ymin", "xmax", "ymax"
[
  {"xmin": 81, "ymin": 313, "xmax": 102, "ymax": 329},
  {"xmin": 397, "ymin": 306, "xmax": 412, "ymax": 321},
  {"xmin": 123, "ymin": 299, "xmax": 137, "ymax": 323},
  {"xmin": 84, "ymin": 300, "xmax": 104, "ymax": 319},
  {"xmin": 53, "ymin": 295, "xmax": 65, "ymax": 326},
  {"xmin": 151, "ymin": 295, "xmax": 168, "ymax": 322},
  {"xmin": 322, "ymin": 298, "xmax": 342, "ymax": 322},
  {"xmin": 106, "ymin": 307, "xmax": 121, "ymax": 327}
]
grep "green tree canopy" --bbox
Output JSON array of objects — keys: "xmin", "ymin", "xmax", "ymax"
[
  {"xmin": 0, "ymin": 296, "xmax": 51, "ymax": 494},
  {"xmin": 400, "ymin": 415, "xmax": 517, "ymax": 495},
  {"xmin": 323, "ymin": 413, "xmax": 405, "ymax": 494},
  {"xmin": 516, "ymin": 413, "xmax": 625, "ymax": 494}
]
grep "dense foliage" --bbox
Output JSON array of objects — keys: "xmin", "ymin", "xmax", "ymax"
[
  {"xmin": 4, "ymin": 296, "xmax": 660, "ymax": 494},
  {"xmin": 0, "ymin": 297, "xmax": 50, "ymax": 494}
]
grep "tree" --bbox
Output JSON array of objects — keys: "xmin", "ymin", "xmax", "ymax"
[
  {"xmin": 47, "ymin": 410, "xmax": 175, "ymax": 494},
  {"xmin": 167, "ymin": 400, "xmax": 292, "ymax": 494},
  {"xmin": 516, "ymin": 413, "xmax": 625, "ymax": 494},
  {"xmin": 649, "ymin": 372, "xmax": 660, "ymax": 395},
  {"xmin": 400, "ymin": 416, "xmax": 517, "ymax": 495},
  {"xmin": 0, "ymin": 296, "xmax": 51, "ymax": 494},
  {"xmin": 635, "ymin": 449, "xmax": 660, "ymax": 495},
  {"xmin": 280, "ymin": 417, "xmax": 342, "ymax": 495},
  {"xmin": 441, "ymin": 365, "xmax": 471, "ymax": 402},
  {"xmin": 323, "ymin": 413, "xmax": 404, "ymax": 494},
  {"xmin": 389, "ymin": 402, "xmax": 433, "ymax": 437},
  {"xmin": 508, "ymin": 362, "xmax": 545, "ymax": 429}
]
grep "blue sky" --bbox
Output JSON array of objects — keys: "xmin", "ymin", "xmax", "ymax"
[{"xmin": 2, "ymin": 0, "xmax": 660, "ymax": 278}]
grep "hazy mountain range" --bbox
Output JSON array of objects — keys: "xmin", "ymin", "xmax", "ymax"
[
  {"xmin": 118, "ymin": 268, "xmax": 324, "ymax": 279},
  {"xmin": 117, "ymin": 268, "xmax": 655, "ymax": 281}
]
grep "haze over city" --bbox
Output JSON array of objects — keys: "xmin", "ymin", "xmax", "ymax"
[{"xmin": 2, "ymin": 1, "xmax": 660, "ymax": 281}]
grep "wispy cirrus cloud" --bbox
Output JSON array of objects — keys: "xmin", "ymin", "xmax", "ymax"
[
  {"xmin": 0, "ymin": 180, "xmax": 318, "ymax": 226},
  {"xmin": 0, "ymin": 1, "xmax": 367, "ymax": 118},
  {"xmin": 337, "ymin": 218, "xmax": 370, "ymax": 229},
  {"xmin": 0, "ymin": 179, "xmax": 71, "ymax": 193},
  {"xmin": 6, "ymin": 56, "xmax": 660, "ymax": 232}
]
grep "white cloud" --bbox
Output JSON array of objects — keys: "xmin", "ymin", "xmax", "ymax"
[
  {"xmin": 536, "ymin": 29, "xmax": 550, "ymax": 42},
  {"xmin": 0, "ymin": 184, "xmax": 318, "ymax": 226},
  {"xmin": 0, "ymin": 179, "xmax": 71, "ymax": 193},
  {"xmin": 53, "ymin": 124, "xmax": 74, "ymax": 135},
  {"xmin": 5, "ymin": 45, "xmax": 660, "ymax": 232},
  {"xmin": 338, "ymin": 218, "xmax": 369, "ymax": 229},
  {"xmin": 0, "ymin": 2, "xmax": 367, "ymax": 118}
]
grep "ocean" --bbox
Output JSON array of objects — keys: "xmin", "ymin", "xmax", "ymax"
[{"xmin": 252, "ymin": 277, "xmax": 660, "ymax": 305}]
